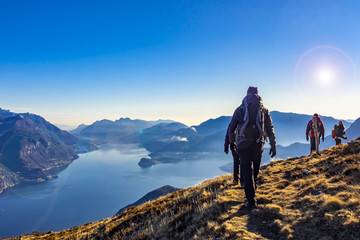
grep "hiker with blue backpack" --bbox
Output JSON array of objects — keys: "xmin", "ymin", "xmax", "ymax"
[{"xmin": 228, "ymin": 87, "xmax": 276, "ymax": 209}]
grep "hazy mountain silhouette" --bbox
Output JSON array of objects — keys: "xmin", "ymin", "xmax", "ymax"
[
  {"xmin": 76, "ymin": 118, "xmax": 174, "ymax": 144},
  {"xmin": 69, "ymin": 124, "xmax": 88, "ymax": 135},
  {"xmin": 138, "ymin": 112, "xmax": 355, "ymax": 167},
  {"xmin": 139, "ymin": 122, "xmax": 188, "ymax": 152}
]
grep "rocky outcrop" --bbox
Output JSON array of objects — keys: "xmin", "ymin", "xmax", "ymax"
[
  {"xmin": 0, "ymin": 163, "xmax": 20, "ymax": 194},
  {"xmin": 138, "ymin": 157, "xmax": 160, "ymax": 168},
  {"xmin": 138, "ymin": 153, "xmax": 186, "ymax": 168}
]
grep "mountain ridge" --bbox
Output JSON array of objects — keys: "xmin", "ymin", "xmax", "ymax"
[
  {"xmin": 137, "ymin": 112, "xmax": 357, "ymax": 168},
  {"xmin": 0, "ymin": 108, "xmax": 97, "ymax": 195},
  {"xmin": 116, "ymin": 185, "xmax": 182, "ymax": 215}
]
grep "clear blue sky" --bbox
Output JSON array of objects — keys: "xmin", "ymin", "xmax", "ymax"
[{"xmin": 1, "ymin": 0, "xmax": 360, "ymax": 127}]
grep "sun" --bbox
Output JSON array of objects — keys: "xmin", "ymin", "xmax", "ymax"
[{"xmin": 317, "ymin": 68, "xmax": 335, "ymax": 85}]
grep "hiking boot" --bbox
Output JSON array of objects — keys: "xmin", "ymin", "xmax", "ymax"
[{"xmin": 244, "ymin": 201, "xmax": 257, "ymax": 210}]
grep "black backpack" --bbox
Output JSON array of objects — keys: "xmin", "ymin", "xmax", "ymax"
[
  {"xmin": 238, "ymin": 94, "xmax": 264, "ymax": 143},
  {"xmin": 335, "ymin": 124, "xmax": 344, "ymax": 137}
]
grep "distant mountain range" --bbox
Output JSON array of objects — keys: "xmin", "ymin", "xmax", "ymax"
[
  {"xmin": 134, "ymin": 112, "xmax": 357, "ymax": 168},
  {"xmin": 68, "ymin": 111, "xmax": 360, "ymax": 168},
  {"xmin": 0, "ymin": 108, "xmax": 97, "ymax": 194},
  {"xmin": 71, "ymin": 118, "xmax": 175, "ymax": 144}
]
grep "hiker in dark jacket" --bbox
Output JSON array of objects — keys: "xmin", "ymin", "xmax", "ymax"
[
  {"xmin": 334, "ymin": 121, "xmax": 347, "ymax": 145},
  {"xmin": 224, "ymin": 124, "xmax": 244, "ymax": 186},
  {"xmin": 228, "ymin": 87, "xmax": 276, "ymax": 209},
  {"xmin": 306, "ymin": 113, "xmax": 325, "ymax": 153}
]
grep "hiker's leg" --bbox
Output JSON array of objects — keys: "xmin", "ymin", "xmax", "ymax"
[
  {"xmin": 239, "ymin": 157, "xmax": 244, "ymax": 184},
  {"xmin": 231, "ymin": 149, "xmax": 240, "ymax": 182},
  {"xmin": 239, "ymin": 147, "xmax": 256, "ymax": 205},
  {"xmin": 310, "ymin": 137, "xmax": 315, "ymax": 153},
  {"xmin": 253, "ymin": 143, "xmax": 263, "ymax": 181}
]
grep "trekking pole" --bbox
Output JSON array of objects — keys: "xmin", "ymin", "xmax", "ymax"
[{"xmin": 313, "ymin": 115, "xmax": 320, "ymax": 155}]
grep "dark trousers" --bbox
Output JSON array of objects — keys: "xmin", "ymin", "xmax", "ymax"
[
  {"xmin": 310, "ymin": 136, "xmax": 316, "ymax": 153},
  {"xmin": 237, "ymin": 143, "xmax": 263, "ymax": 205},
  {"xmin": 231, "ymin": 149, "xmax": 243, "ymax": 183},
  {"xmin": 335, "ymin": 138, "xmax": 341, "ymax": 145}
]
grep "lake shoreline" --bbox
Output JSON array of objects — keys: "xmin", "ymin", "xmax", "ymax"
[{"xmin": 0, "ymin": 144, "xmax": 228, "ymax": 238}]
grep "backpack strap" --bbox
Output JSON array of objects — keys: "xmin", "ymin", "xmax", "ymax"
[
  {"xmin": 238, "ymin": 98, "xmax": 249, "ymax": 138},
  {"xmin": 255, "ymin": 103, "xmax": 264, "ymax": 143}
]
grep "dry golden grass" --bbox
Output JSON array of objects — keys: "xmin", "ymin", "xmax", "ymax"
[{"xmin": 8, "ymin": 138, "xmax": 360, "ymax": 240}]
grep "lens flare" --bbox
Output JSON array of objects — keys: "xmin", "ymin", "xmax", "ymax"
[{"xmin": 294, "ymin": 45, "xmax": 357, "ymax": 95}]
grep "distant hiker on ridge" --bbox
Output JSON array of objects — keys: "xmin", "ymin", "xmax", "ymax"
[
  {"xmin": 224, "ymin": 124, "xmax": 244, "ymax": 187},
  {"xmin": 306, "ymin": 113, "xmax": 325, "ymax": 154},
  {"xmin": 228, "ymin": 86, "xmax": 276, "ymax": 209},
  {"xmin": 332, "ymin": 121, "xmax": 347, "ymax": 145}
]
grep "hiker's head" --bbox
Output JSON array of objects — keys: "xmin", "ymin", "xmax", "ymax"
[
  {"xmin": 339, "ymin": 120, "xmax": 344, "ymax": 126},
  {"xmin": 247, "ymin": 86, "xmax": 258, "ymax": 95},
  {"xmin": 313, "ymin": 113, "xmax": 319, "ymax": 118}
]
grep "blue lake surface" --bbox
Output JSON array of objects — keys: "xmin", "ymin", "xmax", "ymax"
[{"xmin": 0, "ymin": 144, "xmax": 229, "ymax": 238}]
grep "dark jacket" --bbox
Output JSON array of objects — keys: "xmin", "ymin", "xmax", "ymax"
[
  {"xmin": 228, "ymin": 93, "xmax": 276, "ymax": 150},
  {"xmin": 306, "ymin": 117, "xmax": 325, "ymax": 138}
]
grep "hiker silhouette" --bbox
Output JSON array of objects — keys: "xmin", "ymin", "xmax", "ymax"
[
  {"xmin": 228, "ymin": 86, "xmax": 276, "ymax": 209},
  {"xmin": 306, "ymin": 113, "xmax": 325, "ymax": 153},
  {"xmin": 333, "ymin": 120, "xmax": 347, "ymax": 145}
]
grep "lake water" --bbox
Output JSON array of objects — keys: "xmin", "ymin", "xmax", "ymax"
[{"xmin": 0, "ymin": 144, "xmax": 229, "ymax": 238}]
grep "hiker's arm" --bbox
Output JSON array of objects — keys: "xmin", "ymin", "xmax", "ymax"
[
  {"xmin": 264, "ymin": 109, "xmax": 276, "ymax": 148},
  {"xmin": 265, "ymin": 109, "xmax": 276, "ymax": 157},
  {"xmin": 305, "ymin": 121, "xmax": 310, "ymax": 136},
  {"xmin": 319, "ymin": 118, "xmax": 325, "ymax": 141},
  {"xmin": 319, "ymin": 119, "xmax": 325, "ymax": 134},
  {"xmin": 224, "ymin": 125, "xmax": 230, "ymax": 153},
  {"xmin": 224, "ymin": 125, "xmax": 230, "ymax": 146},
  {"xmin": 229, "ymin": 108, "xmax": 240, "ymax": 144}
]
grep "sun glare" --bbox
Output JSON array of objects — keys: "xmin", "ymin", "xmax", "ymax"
[
  {"xmin": 294, "ymin": 46, "xmax": 357, "ymax": 96},
  {"xmin": 317, "ymin": 68, "xmax": 334, "ymax": 85}
]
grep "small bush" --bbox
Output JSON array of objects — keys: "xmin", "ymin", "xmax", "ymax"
[
  {"xmin": 254, "ymin": 204, "xmax": 283, "ymax": 220},
  {"xmin": 322, "ymin": 195, "xmax": 345, "ymax": 211}
]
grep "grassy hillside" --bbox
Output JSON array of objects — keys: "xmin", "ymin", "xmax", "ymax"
[{"xmin": 10, "ymin": 138, "xmax": 360, "ymax": 240}]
